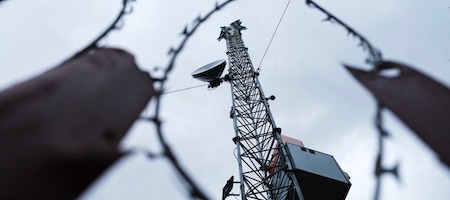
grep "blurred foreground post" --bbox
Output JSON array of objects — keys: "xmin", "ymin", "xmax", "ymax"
[
  {"xmin": 0, "ymin": 48, "xmax": 154, "ymax": 199},
  {"xmin": 346, "ymin": 61, "xmax": 450, "ymax": 168}
]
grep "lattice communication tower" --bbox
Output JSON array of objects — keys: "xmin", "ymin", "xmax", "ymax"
[
  {"xmin": 193, "ymin": 19, "xmax": 351, "ymax": 200},
  {"xmin": 217, "ymin": 20, "xmax": 303, "ymax": 200}
]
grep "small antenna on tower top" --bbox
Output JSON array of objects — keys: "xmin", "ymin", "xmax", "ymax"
[{"xmin": 218, "ymin": 19, "xmax": 246, "ymax": 41}]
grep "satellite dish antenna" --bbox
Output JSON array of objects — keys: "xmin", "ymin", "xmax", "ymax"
[{"xmin": 192, "ymin": 59, "xmax": 226, "ymax": 88}]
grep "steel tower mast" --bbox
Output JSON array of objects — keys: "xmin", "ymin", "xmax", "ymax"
[{"xmin": 218, "ymin": 20, "xmax": 303, "ymax": 200}]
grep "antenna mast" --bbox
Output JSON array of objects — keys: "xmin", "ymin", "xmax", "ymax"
[{"xmin": 218, "ymin": 20, "xmax": 303, "ymax": 200}]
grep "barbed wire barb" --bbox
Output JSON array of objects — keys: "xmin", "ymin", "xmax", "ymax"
[
  {"xmin": 70, "ymin": 0, "xmax": 136, "ymax": 59},
  {"xmin": 302, "ymin": 1, "xmax": 406, "ymax": 200},
  {"xmin": 304, "ymin": 0, "xmax": 383, "ymax": 67},
  {"xmin": 374, "ymin": 103, "xmax": 401, "ymax": 200}
]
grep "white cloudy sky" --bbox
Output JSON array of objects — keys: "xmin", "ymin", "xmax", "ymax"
[{"xmin": 1, "ymin": 0, "xmax": 450, "ymax": 199}]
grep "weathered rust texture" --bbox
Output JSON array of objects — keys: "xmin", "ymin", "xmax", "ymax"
[
  {"xmin": 0, "ymin": 48, "xmax": 154, "ymax": 199},
  {"xmin": 346, "ymin": 61, "xmax": 450, "ymax": 168}
]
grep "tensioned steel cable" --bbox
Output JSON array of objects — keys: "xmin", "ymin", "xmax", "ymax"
[
  {"xmin": 162, "ymin": 83, "xmax": 208, "ymax": 95},
  {"xmin": 256, "ymin": 0, "xmax": 292, "ymax": 71}
]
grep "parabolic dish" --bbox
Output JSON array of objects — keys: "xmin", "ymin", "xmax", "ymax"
[{"xmin": 192, "ymin": 59, "xmax": 226, "ymax": 82}]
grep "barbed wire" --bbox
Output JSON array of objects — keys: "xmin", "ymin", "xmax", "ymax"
[
  {"xmin": 1, "ymin": 0, "xmax": 427, "ymax": 199},
  {"xmin": 65, "ymin": 0, "xmax": 236, "ymax": 198},
  {"xmin": 374, "ymin": 104, "xmax": 400, "ymax": 200},
  {"xmin": 147, "ymin": 0, "xmax": 238, "ymax": 199},
  {"xmin": 303, "ymin": 1, "xmax": 399, "ymax": 200},
  {"xmin": 71, "ymin": 0, "xmax": 136, "ymax": 59},
  {"xmin": 60, "ymin": 0, "xmax": 401, "ymax": 199},
  {"xmin": 305, "ymin": 0, "xmax": 383, "ymax": 67}
]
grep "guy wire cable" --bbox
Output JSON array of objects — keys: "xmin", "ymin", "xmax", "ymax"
[
  {"xmin": 257, "ymin": 0, "xmax": 292, "ymax": 71},
  {"xmin": 162, "ymin": 83, "xmax": 209, "ymax": 95}
]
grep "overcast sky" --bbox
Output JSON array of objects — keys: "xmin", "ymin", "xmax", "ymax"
[{"xmin": 1, "ymin": 0, "xmax": 450, "ymax": 199}]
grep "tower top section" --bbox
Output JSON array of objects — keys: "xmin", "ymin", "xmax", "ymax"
[{"xmin": 217, "ymin": 20, "xmax": 247, "ymax": 41}]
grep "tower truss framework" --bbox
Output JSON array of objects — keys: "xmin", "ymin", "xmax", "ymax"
[{"xmin": 219, "ymin": 20, "xmax": 303, "ymax": 200}]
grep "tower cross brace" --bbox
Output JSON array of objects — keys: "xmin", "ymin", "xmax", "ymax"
[{"xmin": 219, "ymin": 20, "xmax": 304, "ymax": 200}]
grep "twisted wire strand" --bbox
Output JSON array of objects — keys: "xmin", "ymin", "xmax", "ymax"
[
  {"xmin": 71, "ymin": 0, "xmax": 136, "ymax": 59},
  {"xmin": 66, "ymin": 0, "xmax": 237, "ymax": 198},
  {"xmin": 305, "ymin": 0, "xmax": 383, "ymax": 67},
  {"xmin": 63, "ymin": 0, "xmax": 393, "ymax": 199},
  {"xmin": 302, "ymin": 2, "xmax": 403, "ymax": 200},
  {"xmin": 151, "ymin": 1, "xmax": 238, "ymax": 199},
  {"xmin": 373, "ymin": 104, "xmax": 400, "ymax": 200},
  {"xmin": 374, "ymin": 104, "xmax": 386, "ymax": 200}
]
